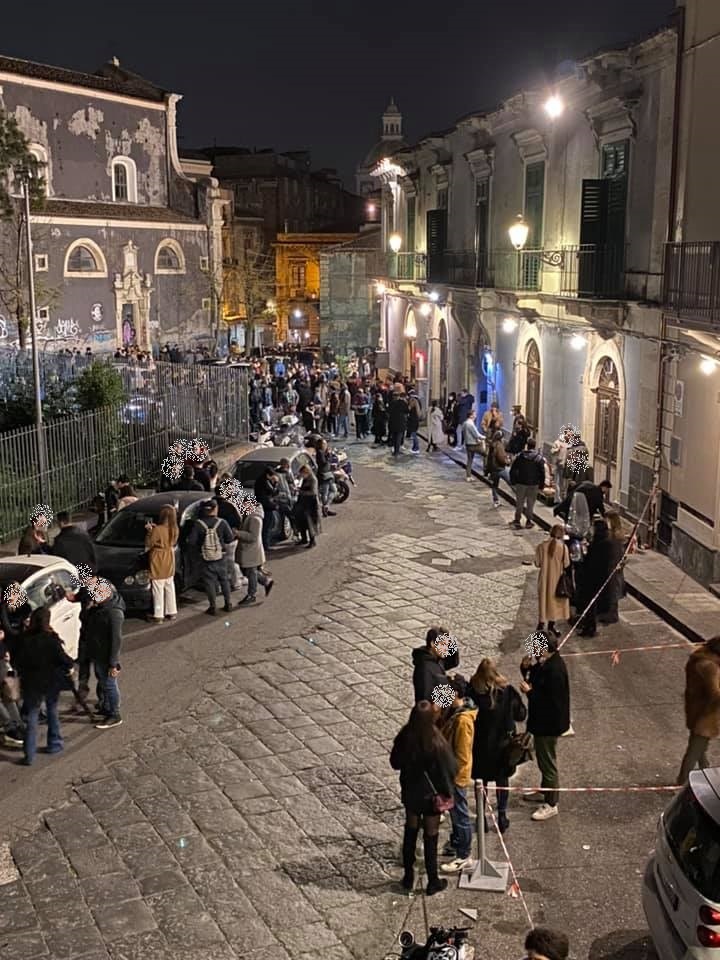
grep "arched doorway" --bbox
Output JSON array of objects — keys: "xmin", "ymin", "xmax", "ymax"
[
  {"xmin": 525, "ymin": 340, "xmax": 541, "ymax": 435},
  {"xmin": 438, "ymin": 318, "xmax": 448, "ymax": 404},
  {"xmin": 403, "ymin": 308, "xmax": 417, "ymax": 381},
  {"xmin": 593, "ymin": 357, "xmax": 621, "ymax": 483}
]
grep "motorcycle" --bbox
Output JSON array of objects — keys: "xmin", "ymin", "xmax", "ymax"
[
  {"xmin": 334, "ymin": 449, "xmax": 355, "ymax": 486},
  {"xmin": 386, "ymin": 926, "xmax": 475, "ymax": 960}
]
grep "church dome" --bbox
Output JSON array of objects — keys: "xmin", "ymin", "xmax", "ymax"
[{"xmin": 358, "ymin": 98, "xmax": 407, "ymax": 172}]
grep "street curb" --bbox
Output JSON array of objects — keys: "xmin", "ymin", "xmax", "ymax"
[{"xmin": 421, "ymin": 433, "xmax": 706, "ymax": 647}]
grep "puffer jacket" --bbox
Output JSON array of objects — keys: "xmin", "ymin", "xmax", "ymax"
[
  {"xmin": 440, "ymin": 699, "xmax": 478, "ymax": 787},
  {"xmin": 685, "ymin": 643, "xmax": 720, "ymax": 738},
  {"xmin": 510, "ymin": 449, "xmax": 545, "ymax": 487},
  {"xmin": 412, "ymin": 647, "xmax": 447, "ymax": 703}
]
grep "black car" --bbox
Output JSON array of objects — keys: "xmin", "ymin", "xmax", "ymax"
[
  {"xmin": 94, "ymin": 492, "xmax": 242, "ymax": 613},
  {"xmin": 233, "ymin": 446, "xmax": 317, "ymax": 542}
]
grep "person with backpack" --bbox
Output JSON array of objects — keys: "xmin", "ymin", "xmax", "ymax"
[{"xmin": 188, "ymin": 500, "xmax": 236, "ymax": 616}]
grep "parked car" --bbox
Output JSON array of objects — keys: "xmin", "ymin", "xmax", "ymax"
[
  {"xmin": 233, "ymin": 447, "xmax": 317, "ymax": 542},
  {"xmin": 93, "ymin": 492, "xmax": 242, "ymax": 613},
  {"xmin": 643, "ymin": 767, "xmax": 720, "ymax": 958},
  {"xmin": 0, "ymin": 556, "xmax": 82, "ymax": 659}
]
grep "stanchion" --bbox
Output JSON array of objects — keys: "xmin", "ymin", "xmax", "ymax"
[{"xmin": 458, "ymin": 780, "xmax": 510, "ymax": 892}]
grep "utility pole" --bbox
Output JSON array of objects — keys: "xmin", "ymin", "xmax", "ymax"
[{"xmin": 20, "ymin": 171, "xmax": 49, "ymax": 502}]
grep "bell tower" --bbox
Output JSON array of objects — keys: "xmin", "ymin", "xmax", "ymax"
[{"xmin": 382, "ymin": 98, "xmax": 403, "ymax": 140}]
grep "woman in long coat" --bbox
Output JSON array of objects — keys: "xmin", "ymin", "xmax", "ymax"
[
  {"xmin": 534, "ymin": 524, "xmax": 570, "ymax": 637},
  {"xmin": 144, "ymin": 505, "xmax": 178, "ymax": 623},
  {"xmin": 371, "ymin": 394, "xmax": 388, "ymax": 445},
  {"xmin": 427, "ymin": 401, "xmax": 445, "ymax": 452},
  {"xmin": 294, "ymin": 465, "xmax": 321, "ymax": 549},
  {"xmin": 597, "ymin": 510, "xmax": 627, "ymax": 624}
]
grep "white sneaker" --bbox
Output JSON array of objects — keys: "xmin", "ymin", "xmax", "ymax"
[
  {"xmin": 492, "ymin": 501, "xmax": 500, "ymax": 508},
  {"xmin": 440, "ymin": 857, "xmax": 472, "ymax": 874},
  {"xmin": 561, "ymin": 724, "xmax": 575, "ymax": 737},
  {"xmin": 466, "ymin": 477, "xmax": 473, "ymax": 483},
  {"xmin": 532, "ymin": 804, "xmax": 559, "ymax": 821}
]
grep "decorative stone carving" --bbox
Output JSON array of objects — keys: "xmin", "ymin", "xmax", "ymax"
[
  {"xmin": 114, "ymin": 241, "xmax": 153, "ymax": 351},
  {"xmin": 511, "ymin": 128, "xmax": 547, "ymax": 163},
  {"xmin": 584, "ymin": 94, "xmax": 641, "ymax": 146},
  {"xmin": 465, "ymin": 147, "xmax": 494, "ymax": 181}
]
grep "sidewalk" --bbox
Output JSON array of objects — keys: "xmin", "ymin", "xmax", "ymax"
[{"xmin": 440, "ymin": 441, "xmax": 720, "ymax": 644}]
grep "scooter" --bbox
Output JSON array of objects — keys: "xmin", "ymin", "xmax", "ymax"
[
  {"xmin": 334, "ymin": 449, "xmax": 355, "ymax": 485},
  {"xmin": 386, "ymin": 926, "xmax": 474, "ymax": 960}
]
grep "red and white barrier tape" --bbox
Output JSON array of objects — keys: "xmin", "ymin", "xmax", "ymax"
[
  {"xmin": 481, "ymin": 783, "xmax": 534, "ymax": 928},
  {"xmin": 562, "ymin": 641, "xmax": 692, "ymax": 662},
  {"xmin": 489, "ymin": 784, "xmax": 680, "ymax": 794}
]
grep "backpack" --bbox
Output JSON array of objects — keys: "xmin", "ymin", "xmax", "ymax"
[{"xmin": 197, "ymin": 519, "xmax": 223, "ymax": 561}]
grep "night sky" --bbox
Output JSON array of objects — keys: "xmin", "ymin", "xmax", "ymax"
[{"xmin": 2, "ymin": 0, "xmax": 675, "ymax": 188}]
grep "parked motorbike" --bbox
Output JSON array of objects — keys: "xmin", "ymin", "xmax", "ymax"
[
  {"xmin": 386, "ymin": 926, "xmax": 474, "ymax": 960},
  {"xmin": 334, "ymin": 449, "xmax": 355, "ymax": 486}
]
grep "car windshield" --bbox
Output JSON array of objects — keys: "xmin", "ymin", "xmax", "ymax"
[
  {"xmin": 665, "ymin": 786, "xmax": 720, "ymax": 901},
  {"xmin": 96, "ymin": 509, "xmax": 159, "ymax": 547},
  {"xmin": 0, "ymin": 563, "xmax": 39, "ymax": 592},
  {"xmin": 235, "ymin": 460, "xmax": 281, "ymax": 487}
]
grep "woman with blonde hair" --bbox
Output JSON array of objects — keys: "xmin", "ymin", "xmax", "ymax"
[
  {"xmin": 469, "ymin": 659, "xmax": 526, "ymax": 834},
  {"xmin": 144, "ymin": 504, "xmax": 179, "ymax": 623},
  {"xmin": 535, "ymin": 524, "xmax": 571, "ymax": 638}
]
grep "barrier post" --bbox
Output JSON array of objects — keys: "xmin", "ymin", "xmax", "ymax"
[{"xmin": 459, "ymin": 780, "xmax": 510, "ymax": 892}]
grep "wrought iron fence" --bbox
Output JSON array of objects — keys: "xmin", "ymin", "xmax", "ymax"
[
  {"xmin": 0, "ymin": 363, "xmax": 250, "ymax": 543},
  {"xmin": 560, "ymin": 244, "xmax": 627, "ymax": 299},
  {"xmin": 664, "ymin": 241, "xmax": 720, "ymax": 329},
  {"xmin": 491, "ymin": 250, "xmax": 544, "ymax": 291},
  {"xmin": 393, "ymin": 252, "xmax": 427, "ymax": 281}
]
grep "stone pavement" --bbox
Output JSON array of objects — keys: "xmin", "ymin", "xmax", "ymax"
[{"xmin": 1, "ymin": 441, "xmax": 691, "ymax": 959}]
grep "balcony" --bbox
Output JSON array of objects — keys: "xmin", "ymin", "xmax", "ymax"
[
  {"xmin": 392, "ymin": 252, "xmax": 427, "ymax": 282},
  {"xmin": 663, "ymin": 241, "xmax": 720, "ymax": 330},
  {"xmin": 559, "ymin": 245, "xmax": 627, "ymax": 300}
]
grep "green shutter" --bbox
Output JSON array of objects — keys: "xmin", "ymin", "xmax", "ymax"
[
  {"xmin": 524, "ymin": 161, "xmax": 545, "ymax": 248},
  {"xmin": 426, "ymin": 209, "xmax": 448, "ymax": 282},
  {"xmin": 406, "ymin": 196, "xmax": 416, "ymax": 252}
]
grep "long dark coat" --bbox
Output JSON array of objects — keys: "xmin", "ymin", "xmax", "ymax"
[
  {"xmin": 471, "ymin": 684, "xmax": 526, "ymax": 781},
  {"xmin": 388, "ymin": 397, "xmax": 409, "ymax": 434},
  {"xmin": 390, "ymin": 727, "xmax": 457, "ymax": 815}
]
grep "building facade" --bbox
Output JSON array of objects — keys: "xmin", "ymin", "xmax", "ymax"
[
  {"xmin": 0, "ymin": 55, "xmax": 221, "ymax": 354},
  {"xmin": 319, "ymin": 227, "xmax": 383, "ymax": 359},
  {"xmin": 371, "ymin": 28, "xmax": 678, "ymax": 540}
]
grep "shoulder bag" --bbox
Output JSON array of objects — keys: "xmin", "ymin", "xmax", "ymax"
[
  {"xmin": 423, "ymin": 770, "xmax": 454, "ymax": 813},
  {"xmin": 555, "ymin": 565, "xmax": 574, "ymax": 599}
]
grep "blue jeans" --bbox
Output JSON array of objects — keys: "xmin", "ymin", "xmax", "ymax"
[
  {"xmin": 410, "ymin": 431, "xmax": 419, "ymax": 452},
  {"xmin": 449, "ymin": 785, "xmax": 472, "ymax": 858},
  {"xmin": 24, "ymin": 690, "xmax": 62, "ymax": 763},
  {"xmin": 336, "ymin": 414, "xmax": 349, "ymax": 438},
  {"xmin": 94, "ymin": 662, "xmax": 121, "ymax": 718}
]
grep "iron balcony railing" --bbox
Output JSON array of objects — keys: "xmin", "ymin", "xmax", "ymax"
[
  {"xmin": 664, "ymin": 241, "xmax": 720, "ymax": 329},
  {"xmin": 392, "ymin": 252, "xmax": 427, "ymax": 281},
  {"xmin": 559, "ymin": 244, "xmax": 628, "ymax": 299},
  {"xmin": 427, "ymin": 249, "xmax": 543, "ymax": 290}
]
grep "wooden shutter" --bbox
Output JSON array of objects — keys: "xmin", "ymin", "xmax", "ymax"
[
  {"xmin": 426, "ymin": 208, "xmax": 447, "ymax": 283},
  {"xmin": 524, "ymin": 162, "xmax": 545, "ymax": 247},
  {"xmin": 406, "ymin": 196, "xmax": 416, "ymax": 253},
  {"xmin": 579, "ymin": 179, "xmax": 608, "ymax": 295}
]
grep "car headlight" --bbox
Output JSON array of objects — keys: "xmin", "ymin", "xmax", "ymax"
[
  {"xmin": 123, "ymin": 575, "xmax": 135, "ymax": 586},
  {"xmin": 135, "ymin": 571, "xmax": 150, "ymax": 586}
]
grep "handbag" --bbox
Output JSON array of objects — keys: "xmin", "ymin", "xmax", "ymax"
[
  {"xmin": 424, "ymin": 770, "xmax": 454, "ymax": 814},
  {"xmin": 502, "ymin": 730, "xmax": 534, "ymax": 774},
  {"xmin": 555, "ymin": 566, "xmax": 573, "ymax": 599}
]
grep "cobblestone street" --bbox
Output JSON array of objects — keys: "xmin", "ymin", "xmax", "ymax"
[{"xmin": 0, "ymin": 443, "xmax": 697, "ymax": 959}]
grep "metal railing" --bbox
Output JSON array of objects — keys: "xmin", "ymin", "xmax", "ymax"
[
  {"xmin": 663, "ymin": 241, "xmax": 720, "ymax": 329},
  {"xmin": 559, "ymin": 244, "xmax": 627, "ymax": 299},
  {"xmin": 491, "ymin": 250, "xmax": 544, "ymax": 292},
  {"xmin": 393, "ymin": 252, "xmax": 427, "ymax": 281},
  {"xmin": 0, "ymin": 363, "xmax": 250, "ymax": 543}
]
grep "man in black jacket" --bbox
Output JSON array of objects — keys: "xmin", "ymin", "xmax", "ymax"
[
  {"xmin": 78, "ymin": 585, "xmax": 126, "ymax": 729},
  {"xmin": 555, "ymin": 479, "xmax": 611, "ymax": 522},
  {"xmin": 388, "ymin": 390, "xmax": 409, "ymax": 457},
  {"xmin": 509, "ymin": 438, "xmax": 546, "ymax": 530},
  {"xmin": 520, "ymin": 637, "xmax": 570, "ymax": 822},
  {"xmin": 52, "ymin": 512, "xmax": 98, "ymax": 570},
  {"xmin": 412, "ymin": 626, "xmax": 459, "ymax": 703}
]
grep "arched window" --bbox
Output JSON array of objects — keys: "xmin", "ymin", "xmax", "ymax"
[
  {"xmin": 594, "ymin": 357, "xmax": 621, "ymax": 476},
  {"xmin": 155, "ymin": 240, "xmax": 185, "ymax": 274},
  {"xmin": 28, "ymin": 144, "xmax": 49, "ymax": 196},
  {"xmin": 525, "ymin": 340, "xmax": 541, "ymax": 435},
  {"xmin": 64, "ymin": 239, "xmax": 108, "ymax": 278},
  {"xmin": 111, "ymin": 157, "xmax": 137, "ymax": 203}
]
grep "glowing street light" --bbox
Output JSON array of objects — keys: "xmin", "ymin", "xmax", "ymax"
[
  {"xmin": 293, "ymin": 309, "xmax": 303, "ymax": 319},
  {"xmin": 700, "ymin": 357, "xmax": 718, "ymax": 376},
  {"xmin": 544, "ymin": 95, "xmax": 565, "ymax": 119},
  {"xmin": 429, "ymin": 290, "xmax": 440, "ymax": 302},
  {"xmin": 570, "ymin": 334, "xmax": 587, "ymax": 351},
  {"xmin": 509, "ymin": 215, "xmax": 530, "ymax": 251},
  {"xmin": 376, "ymin": 281, "xmax": 386, "ymax": 295},
  {"xmin": 502, "ymin": 317, "xmax": 518, "ymax": 333},
  {"xmin": 420, "ymin": 303, "xmax": 432, "ymax": 317},
  {"xmin": 366, "ymin": 202, "xmax": 377, "ymax": 217},
  {"xmin": 389, "ymin": 233, "xmax": 402, "ymax": 253}
]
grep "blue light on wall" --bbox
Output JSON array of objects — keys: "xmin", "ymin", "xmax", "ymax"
[{"xmin": 482, "ymin": 350, "xmax": 494, "ymax": 379}]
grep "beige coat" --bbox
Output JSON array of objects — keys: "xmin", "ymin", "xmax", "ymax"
[
  {"xmin": 236, "ymin": 512, "xmax": 265, "ymax": 568},
  {"xmin": 535, "ymin": 539, "xmax": 570, "ymax": 624},
  {"xmin": 685, "ymin": 644, "xmax": 720, "ymax": 738},
  {"xmin": 145, "ymin": 524, "xmax": 177, "ymax": 580}
]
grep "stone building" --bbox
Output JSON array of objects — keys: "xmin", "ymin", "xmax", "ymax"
[
  {"xmin": 356, "ymin": 99, "xmax": 407, "ymax": 198},
  {"xmin": 0, "ymin": 55, "xmax": 221, "ymax": 353},
  {"xmin": 319, "ymin": 227, "xmax": 383, "ymax": 358},
  {"xmin": 370, "ymin": 27, "xmax": 677, "ymax": 535}
]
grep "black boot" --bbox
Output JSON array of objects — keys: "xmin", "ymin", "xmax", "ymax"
[
  {"xmin": 401, "ymin": 825, "xmax": 419, "ymax": 890},
  {"xmin": 423, "ymin": 833, "xmax": 447, "ymax": 896}
]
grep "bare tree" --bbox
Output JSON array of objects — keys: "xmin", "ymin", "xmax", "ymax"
[{"xmin": 222, "ymin": 231, "xmax": 276, "ymax": 348}]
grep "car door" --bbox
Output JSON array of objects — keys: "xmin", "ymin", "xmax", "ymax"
[
  {"xmin": 178, "ymin": 503, "xmax": 204, "ymax": 591},
  {"xmin": 48, "ymin": 568, "xmax": 81, "ymax": 660}
]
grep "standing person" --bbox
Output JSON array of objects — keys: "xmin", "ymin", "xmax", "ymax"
[
  {"xmin": 18, "ymin": 517, "xmax": 50, "ymax": 556},
  {"xmin": 254, "ymin": 467, "xmax": 279, "ymax": 550},
  {"xmin": 235, "ymin": 502, "xmax": 274, "ymax": 607},
  {"xmin": 520, "ymin": 637, "xmax": 570, "ymax": 821},
  {"xmin": 438, "ymin": 676, "xmax": 478, "ymax": 873},
  {"xmin": 406, "ymin": 391, "xmax": 422, "ymax": 454},
  {"xmin": 116, "ymin": 484, "xmax": 138, "ymax": 510},
  {"xmin": 188, "ymin": 500, "xmax": 236, "ymax": 616},
  {"xmin": 509, "ymin": 437, "xmax": 545, "ymax": 529},
  {"xmin": 315, "ymin": 438, "xmax": 337, "ymax": 518},
  {"xmin": 461, "ymin": 409, "xmax": 484, "ymax": 482},
  {"xmin": 535, "ymin": 525, "xmax": 571, "ymax": 637},
  {"xmin": 575, "ymin": 516, "xmax": 614, "ymax": 638},
  {"xmin": 411, "ymin": 626, "xmax": 454, "ymax": 703},
  {"xmin": 481, "ymin": 402, "xmax": 504, "ymax": 438},
  {"xmin": 507, "ymin": 415, "xmax": 531, "ymax": 456},
  {"xmin": 144, "ymin": 505, "xmax": 178, "ymax": 624},
  {"xmin": 174, "ymin": 464, "xmax": 204, "ymax": 492},
  {"xmin": 486, "ymin": 430, "xmax": 510, "ymax": 507},
  {"xmin": 275, "ymin": 458, "xmax": 299, "ymax": 540},
  {"xmin": 524, "ymin": 928, "xmax": 570, "ymax": 960},
  {"xmin": 388, "ymin": 387, "xmax": 409, "ymax": 458},
  {"xmin": 456, "ymin": 389, "xmax": 474, "ymax": 435},
  {"xmin": 13, "ymin": 608, "xmax": 74, "ymax": 764},
  {"xmin": 467, "ymin": 659, "xmax": 527, "ymax": 837},
  {"xmin": 353, "ymin": 388, "xmax": 370, "ymax": 440},
  {"xmin": 51, "ymin": 512, "xmax": 97, "ymax": 569},
  {"xmin": 597, "ymin": 510, "xmax": 626, "ymax": 625},
  {"xmin": 295, "ymin": 464, "xmax": 321, "ymax": 548},
  {"xmin": 445, "ymin": 393, "xmax": 458, "ymax": 447},
  {"xmin": 371, "ymin": 394, "xmax": 388, "ymax": 445},
  {"xmin": 81, "ymin": 581, "xmax": 126, "ymax": 730},
  {"xmin": 677, "ymin": 635, "xmax": 720, "ymax": 784},
  {"xmin": 336, "ymin": 383, "xmax": 351, "ymax": 439},
  {"xmin": 550, "ymin": 429, "xmax": 570, "ymax": 505},
  {"xmin": 427, "ymin": 400, "xmax": 445, "ymax": 453},
  {"xmin": 0, "ymin": 628, "xmax": 24, "ymax": 748},
  {"xmin": 327, "ymin": 388, "xmax": 339, "ymax": 437},
  {"xmin": 390, "ymin": 701, "xmax": 458, "ymax": 895}
]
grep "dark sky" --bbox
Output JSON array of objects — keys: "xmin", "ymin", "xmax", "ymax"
[{"xmin": 3, "ymin": 0, "xmax": 675, "ymax": 188}]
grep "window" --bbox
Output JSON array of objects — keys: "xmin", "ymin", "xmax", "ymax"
[
  {"xmin": 37, "ymin": 307, "xmax": 50, "ymax": 322},
  {"xmin": 406, "ymin": 196, "xmax": 416, "ymax": 253},
  {"xmin": 476, "ymin": 179, "xmax": 490, "ymax": 284},
  {"xmin": 201, "ymin": 298, "xmax": 211, "ymax": 310},
  {"xmin": 154, "ymin": 240, "xmax": 185, "ymax": 274},
  {"xmin": 437, "ymin": 188, "xmax": 448, "ymax": 210},
  {"xmin": 28, "ymin": 145, "xmax": 49, "ymax": 196},
  {"xmin": 525, "ymin": 341, "xmax": 541, "ymax": 435},
  {"xmin": 199, "ymin": 256, "xmax": 209, "ymax": 272},
  {"xmin": 426, "ymin": 208, "xmax": 448, "ymax": 283},
  {"xmin": 64, "ymin": 239, "xmax": 107, "ymax": 278},
  {"xmin": 35, "ymin": 254, "xmax": 48, "ymax": 272},
  {"xmin": 111, "ymin": 157, "xmax": 137, "ymax": 203},
  {"xmin": 593, "ymin": 357, "xmax": 620, "ymax": 473},
  {"xmin": 664, "ymin": 787, "xmax": 720, "ymax": 902},
  {"xmin": 290, "ymin": 261, "xmax": 307, "ymax": 289},
  {"xmin": 602, "ymin": 141, "xmax": 629, "ymax": 179}
]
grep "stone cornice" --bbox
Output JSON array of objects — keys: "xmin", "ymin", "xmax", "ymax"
[
  {"xmin": 584, "ymin": 94, "xmax": 642, "ymax": 145},
  {"xmin": 465, "ymin": 147, "xmax": 494, "ymax": 180},
  {"xmin": 511, "ymin": 128, "xmax": 547, "ymax": 164}
]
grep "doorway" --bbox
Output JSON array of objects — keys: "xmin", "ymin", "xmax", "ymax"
[
  {"xmin": 525, "ymin": 340, "xmax": 541, "ymax": 435},
  {"xmin": 122, "ymin": 304, "xmax": 136, "ymax": 346},
  {"xmin": 438, "ymin": 318, "xmax": 448, "ymax": 405},
  {"xmin": 593, "ymin": 357, "xmax": 621, "ymax": 483}
]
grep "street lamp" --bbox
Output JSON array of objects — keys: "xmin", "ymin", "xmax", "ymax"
[
  {"xmin": 419, "ymin": 303, "xmax": 432, "ymax": 317},
  {"xmin": 570, "ymin": 334, "xmax": 587, "ymax": 351},
  {"xmin": 502, "ymin": 317, "xmax": 518, "ymax": 333},
  {"xmin": 700, "ymin": 357, "xmax": 718, "ymax": 376},
  {"xmin": 293, "ymin": 309, "xmax": 303, "ymax": 319},
  {"xmin": 429, "ymin": 290, "xmax": 440, "ymax": 302},
  {"xmin": 389, "ymin": 233, "xmax": 402, "ymax": 253},
  {"xmin": 509, "ymin": 215, "xmax": 530, "ymax": 251},
  {"xmin": 404, "ymin": 312, "xmax": 417, "ymax": 338},
  {"xmin": 375, "ymin": 281, "xmax": 386, "ymax": 295},
  {"xmin": 15, "ymin": 167, "xmax": 48, "ymax": 501},
  {"xmin": 544, "ymin": 95, "xmax": 564, "ymax": 119}
]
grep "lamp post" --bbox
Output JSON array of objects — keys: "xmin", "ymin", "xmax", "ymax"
[
  {"xmin": 17, "ymin": 168, "xmax": 48, "ymax": 501},
  {"xmin": 389, "ymin": 232, "xmax": 402, "ymax": 280}
]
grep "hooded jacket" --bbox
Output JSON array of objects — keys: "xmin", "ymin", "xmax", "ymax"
[
  {"xmin": 685, "ymin": 642, "xmax": 720, "ymax": 738},
  {"xmin": 510, "ymin": 449, "xmax": 545, "ymax": 487},
  {"xmin": 412, "ymin": 646, "xmax": 449, "ymax": 703},
  {"xmin": 80, "ymin": 589, "xmax": 125, "ymax": 666},
  {"xmin": 440, "ymin": 699, "xmax": 478, "ymax": 787}
]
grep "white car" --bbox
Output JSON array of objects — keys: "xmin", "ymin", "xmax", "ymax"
[
  {"xmin": 0, "ymin": 555, "xmax": 82, "ymax": 659},
  {"xmin": 643, "ymin": 767, "xmax": 720, "ymax": 958}
]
